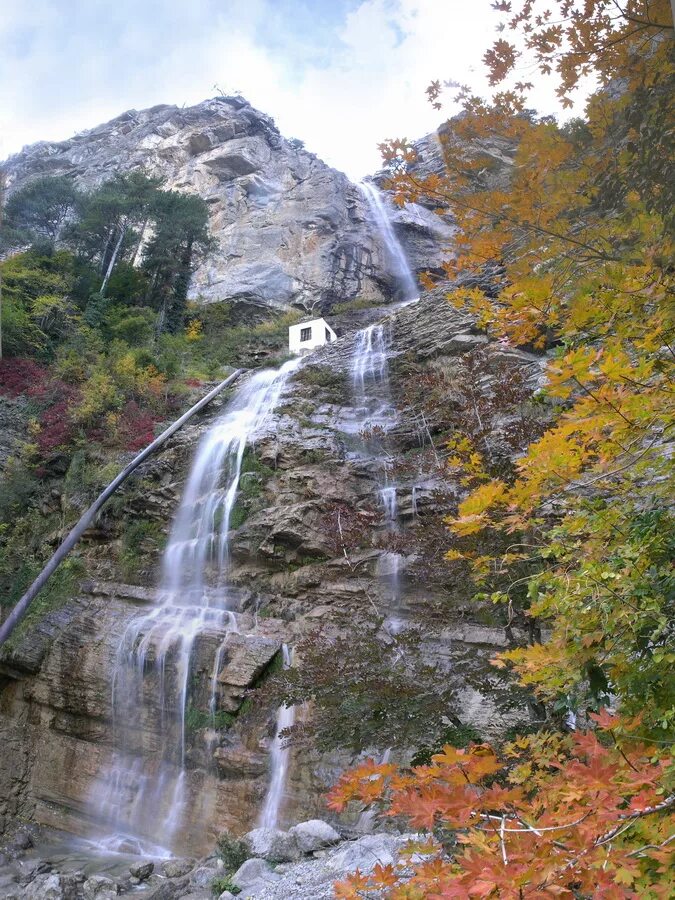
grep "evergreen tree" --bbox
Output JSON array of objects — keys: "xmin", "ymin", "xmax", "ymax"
[
  {"xmin": 143, "ymin": 190, "xmax": 211, "ymax": 333},
  {"xmin": 3, "ymin": 175, "xmax": 80, "ymax": 251}
]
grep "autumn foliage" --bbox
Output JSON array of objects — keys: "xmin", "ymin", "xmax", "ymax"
[
  {"xmin": 329, "ymin": 713, "xmax": 673, "ymax": 898},
  {"xmin": 332, "ymin": 1, "xmax": 673, "ymax": 896}
]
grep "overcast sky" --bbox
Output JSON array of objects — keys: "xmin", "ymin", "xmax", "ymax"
[{"xmin": 0, "ymin": 0, "xmax": 588, "ymax": 179}]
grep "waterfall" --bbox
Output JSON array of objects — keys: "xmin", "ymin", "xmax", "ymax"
[
  {"xmin": 359, "ymin": 180, "xmax": 418, "ymax": 302},
  {"xmin": 258, "ymin": 645, "xmax": 295, "ymax": 830},
  {"xmin": 350, "ymin": 323, "xmax": 403, "ymax": 608},
  {"xmin": 90, "ymin": 357, "xmax": 301, "ymax": 855}
]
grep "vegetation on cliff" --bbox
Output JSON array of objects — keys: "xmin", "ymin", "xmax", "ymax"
[
  {"xmin": 332, "ymin": 1, "xmax": 674, "ymax": 896},
  {"xmin": 0, "ymin": 174, "xmax": 295, "ymax": 623}
]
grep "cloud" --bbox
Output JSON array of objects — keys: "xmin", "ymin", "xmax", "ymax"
[{"xmin": 0, "ymin": 0, "xmax": 589, "ymax": 179}]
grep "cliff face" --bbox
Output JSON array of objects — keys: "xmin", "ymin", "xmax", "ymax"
[
  {"xmin": 0, "ymin": 294, "xmax": 547, "ymax": 856},
  {"xmin": 3, "ymin": 97, "xmax": 444, "ymax": 314}
]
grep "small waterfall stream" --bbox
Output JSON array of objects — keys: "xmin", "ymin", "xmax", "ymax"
[
  {"xmin": 359, "ymin": 180, "xmax": 418, "ymax": 302},
  {"xmin": 258, "ymin": 645, "xmax": 295, "ymax": 830},
  {"xmin": 91, "ymin": 358, "xmax": 301, "ymax": 854}
]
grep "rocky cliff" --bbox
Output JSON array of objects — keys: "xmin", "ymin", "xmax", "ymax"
[
  {"xmin": 3, "ymin": 97, "xmax": 447, "ymax": 314},
  {"xmin": 0, "ymin": 292, "xmax": 547, "ymax": 863}
]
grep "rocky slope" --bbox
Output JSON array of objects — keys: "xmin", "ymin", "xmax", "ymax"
[
  {"xmin": 0, "ymin": 816, "xmax": 423, "ymax": 899},
  {"xmin": 3, "ymin": 97, "xmax": 447, "ymax": 314}
]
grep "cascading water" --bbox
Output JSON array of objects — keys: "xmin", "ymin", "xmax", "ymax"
[
  {"xmin": 90, "ymin": 358, "xmax": 301, "ymax": 855},
  {"xmin": 359, "ymin": 180, "xmax": 418, "ymax": 302},
  {"xmin": 350, "ymin": 323, "xmax": 403, "ymax": 609},
  {"xmin": 258, "ymin": 644, "xmax": 295, "ymax": 830}
]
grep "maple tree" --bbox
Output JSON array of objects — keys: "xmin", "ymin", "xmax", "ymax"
[
  {"xmin": 331, "ymin": 1, "xmax": 673, "ymax": 895},
  {"xmin": 329, "ymin": 713, "xmax": 673, "ymax": 898}
]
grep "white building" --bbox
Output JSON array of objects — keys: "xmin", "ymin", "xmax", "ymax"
[{"xmin": 288, "ymin": 317, "xmax": 337, "ymax": 355}]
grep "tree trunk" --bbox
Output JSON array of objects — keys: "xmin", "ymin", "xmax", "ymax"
[
  {"xmin": 131, "ymin": 218, "xmax": 149, "ymax": 266},
  {"xmin": 100, "ymin": 220, "xmax": 126, "ymax": 295},
  {"xmin": 0, "ymin": 369, "xmax": 244, "ymax": 647}
]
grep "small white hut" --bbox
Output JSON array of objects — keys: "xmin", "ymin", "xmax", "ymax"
[{"xmin": 288, "ymin": 317, "xmax": 337, "ymax": 355}]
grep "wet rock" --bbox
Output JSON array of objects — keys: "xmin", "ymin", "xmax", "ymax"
[
  {"xmin": 61, "ymin": 871, "xmax": 87, "ymax": 900},
  {"xmin": 289, "ymin": 819, "xmax": 341, "ymax": 854},
  {"xmin": 82, "ymin": 874, "xmax": 119, "ymax": 898},
  {"xmin": 215, "ymin": 633, "xmax": 281, "ymax": 712},
  {"xmin": 161, "ymin": 858, "xmax": 195, "ymax": 878},
  {"xmin": 22, "ymin": 873, "xmax": 63, "ymax": 899},
  {"xmin": 245, "ymin": 827, "xmax": 300, "ymax": 862},
  {"xmin": 141, "ymin": 881, "xmax": 180, "ymax": 899},
  {"xmin": 129, "ymin": 860, "xmax": 154, "ymax": 881},
  {"xmin": 9, "ymin": 830, "xmax": 33, "ymax": 852},
  {"xmin": 16, "ymin": 857, "xmax": 51, "ymax": 885}
]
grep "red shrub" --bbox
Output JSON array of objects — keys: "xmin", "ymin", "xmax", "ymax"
[
  {"xmin": 0, "ymin": 358, "xmax": 48, "ymax": 397},
  {"xmin": 116, "ymin": 401, "xmax": 159, "ymax": 452}
]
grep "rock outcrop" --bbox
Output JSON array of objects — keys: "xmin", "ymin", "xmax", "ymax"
[{"xmin": 3, "ymin": 97, "xmax": 446, "ymax": 314}]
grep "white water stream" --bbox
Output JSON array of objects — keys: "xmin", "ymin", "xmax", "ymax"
[
  {"xmin": 90, "ymin": 358, "xmax": 301, "ymax": 854},
  {"xmin": 359, "ymin": 180, "xmax": 417, "ymax": 302},
  {"xmin": 258, "ymin": 644, "xmax": 295, "ymax": 830}
]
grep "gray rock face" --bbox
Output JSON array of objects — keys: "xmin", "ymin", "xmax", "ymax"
[{"xmin": 3, "ymin": 97, "xmax": 416, "ymax": 313}]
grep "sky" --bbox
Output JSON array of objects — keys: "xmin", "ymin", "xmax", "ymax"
[{"xmin": 0, "ymin": 0, "xmax": 589, "ymax": 180}]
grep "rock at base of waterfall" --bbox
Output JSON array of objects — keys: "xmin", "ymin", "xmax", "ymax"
[
  {"xmin": 327, "ymin": 832, "xmax": 413, "ymax": 874},
  {"xmin": 288, "ymin": 819, "xmax": 341, "ymax": 854},
  {"xmin": 245, "ymin": 826, "xmax": 300, "ymax": 862},
  {"xmin": 189, "ymin": 862, "xmax": 223, "ymax": 888},
  {"xmin": 82, "ymin": 874, "xmax": 119, "ymax": 898},
  {"xmin": 22, "ymin": 874, "xmax": 64, "ymax": 900},
  {"xmin": 160, "ymin": 858, "xmax": 196, "ymax": 878},
  {"xmin": 232, "ymin": 857, "xmax": 281, "ymax": 895},
  {"xmin": 129, "ymin": 860, "xmax": 154, "ymax": 881}
]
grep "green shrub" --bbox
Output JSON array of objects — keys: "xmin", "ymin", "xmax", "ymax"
[
  {"xmin": 0, "ymin": 463, "xmax": 38, "ymax": 522},
  {"xmin": 211, "ymin": 875, "xmax": 241, "ymax": 896},
  {"xmin": 215, "ymin": 831, "xmax": 250, "ymax": 875},
  {"xmin": 228, "ymin": 503, "xmax": 248, "ymax": 530}
]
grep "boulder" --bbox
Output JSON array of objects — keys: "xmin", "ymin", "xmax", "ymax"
[
  {"xmin": 82, "ymin": 874, "xmax": 119, "ymax": 898},
  {"xmin": 60, "ymin": 871, "xmax": 87, "ymax": 900},
  {"xmin": 327, "ymin": 833, "xmax": 412, "ymax": 876},
  {"xmin": 129, "ymin": 860, "xmax": 154, "ymax": 881},
  {"xmin": 23, "ymin": 873, "xmax": 64, "ymax": 899},
  {"xmin": 232, "ymin": 857, "xmax": 280, "ymax": 896},
  {"xmin": 141, "ymin": 882, "xmax": 180, "ymax": 900},
  {"xmin": 190, "ymin": 863, "xmax": 220, "ymax": 888},
  {"xmin": 161, "ymin": 858, "xmax": 196, "ymax": 878},
  {"xmin": 244, "ymin": 827, "xmax": 300, "ymax": 862},
  {"xmin": 289, "ymin": 819, "xmax": 341, "ymax": 854}
]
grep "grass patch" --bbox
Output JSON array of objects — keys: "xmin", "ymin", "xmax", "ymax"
[
  {"xmin": 0, "ymin": 555, "xmax": 85, "ymax": 654},
  {"xmin": 331, "ymin": 296, "xmax": 384, "ymax": 314}
]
